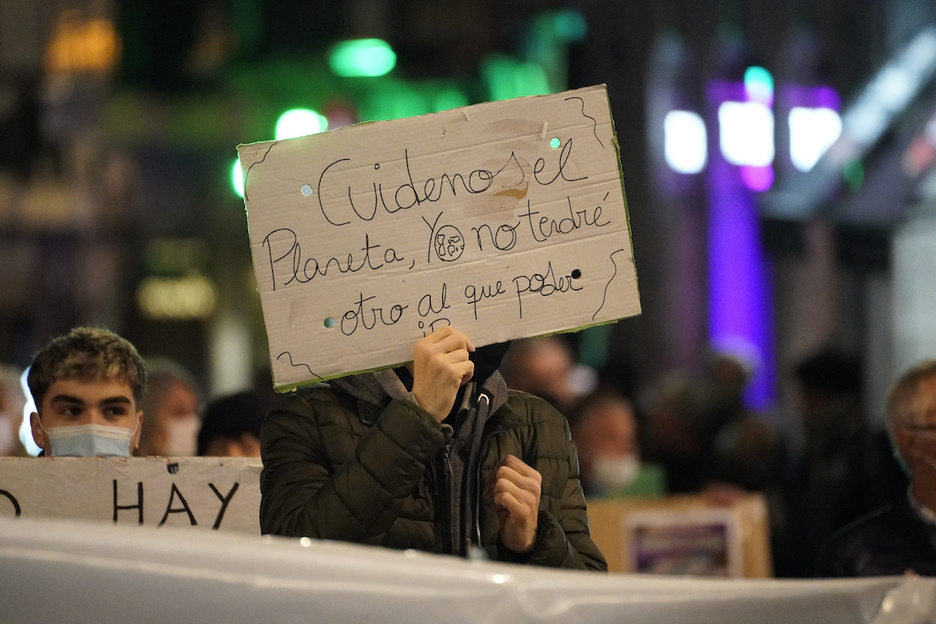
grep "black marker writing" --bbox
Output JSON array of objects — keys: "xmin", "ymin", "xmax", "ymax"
[
  {"xmin": 0, "ymin": 489, "xmax": 21, "ymax": 517},
  {"xmin": 341, "ymin": 292, "xmax": 408, "ymax": 335},
  {"xmin": 565, "ymin": 96, "xmax": 604, "ymax": 148},
  {"xmin": 465, "ymin": 280, "xmax": 507, "ymax": 320},
  {"xmin": 517, "ymin": 195, "xmax": 609, "ymax": 243},
  {"xmin": 593, "ymin": 248, "xmax": 627, "ymax": 321},
  {"xmin": 262, "ymin": 228, "xmax": 405, "ymax": 291},
  {"xmin": 512, "ymin": 261, "xmax": 583, "ymax": 318},
  {"xmin": 158, "ymin": 483, "xmax": 197, "ymax": 526},
  {"xmin": 418, "ymin": 284, "xmax": 450, "ymax": 317},
  {"xmin": 113, "ymin": 480, "xmax": 144, "ymax": 524},
  {"xmin": 208, "ymin": 482, "xmax": 239, "ymax": 530},
  {"xmin": 533, "ymin": 138, "xmax": 587, "ymax": 186},
  {"xmin": 317, "ymin": 150, "xmax": 526, "ymax": 227}
]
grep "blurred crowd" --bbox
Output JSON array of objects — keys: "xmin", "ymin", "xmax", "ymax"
[
  {"xmin": 501, "ymin": 333, "xmax": 909, "ymax": 578},
  {"xmin": 2, "ymin": 328, "xmax": 924, "ymax": 578}
]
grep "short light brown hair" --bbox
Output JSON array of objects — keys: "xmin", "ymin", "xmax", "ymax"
[
  {"xmin": 887, "ymin": 360, "xmax": 936, "ymax": 428},
  {"xmin": 27, "ymin": 327, "xmax": 147, "ymax": 408}
]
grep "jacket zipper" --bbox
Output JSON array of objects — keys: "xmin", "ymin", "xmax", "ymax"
[{"xmin": 441, "ymin": 439, "xmax": 457, "ymax": 555}]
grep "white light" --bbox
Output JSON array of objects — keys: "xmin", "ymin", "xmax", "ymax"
[
  {"xmin": 231, "ymin": 159, "xmax": 245, "ymax": 198},
  {"xmin": 718, "ymin": 101, "xmax": 774, "ymax": 166},
  {"xmin": 19, "ymin": 368, "xmax": 41, "ymax": 456},
  {"xmin": 275, "ymin": 109, "xmax": 328, "ymax": 141},
  {"xmin": 869, "ymin": 66, "xmax": 917, "ymax": 111},
  {"xmin": 789, "ymin": 107, "xmax": 842, "ymax": 171},
  {"xmin": 664, "ymin": 110, "xmax": 707, "ymax": 173}
]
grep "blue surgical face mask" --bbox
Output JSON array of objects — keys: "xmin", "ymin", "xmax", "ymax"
[{"xmin": 44, "ymin": 422, "xmax": 137, "ymax": 458}]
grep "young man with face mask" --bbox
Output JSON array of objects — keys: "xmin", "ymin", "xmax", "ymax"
[
  {"xmin": 260, "ymin": 326, "xmax": 607, "ymax": 570},
  {"xmin": 27, "ymin": 327, "xmax": 146, "ymax": 458}
]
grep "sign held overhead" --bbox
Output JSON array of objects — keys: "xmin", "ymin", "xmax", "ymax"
[{"xmin": 238, "ymin": 84, "xmax": 640, "ymax": 389}]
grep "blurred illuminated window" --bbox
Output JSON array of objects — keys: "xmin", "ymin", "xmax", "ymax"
[
  {"xmin": 789, "ymin": 106, "xmax": 842, "ymax": 171},
  {"xmin": 136, "ymin": 274, "xmax": 218, "ymax": 321},
  {"xmin": 664, "ymin": 110, "xmax": 707, "ymax": 173},
  {"xmin": 718, "ymin": 101, "xmax": 775, "ymax": 167},
  {"xmin": 44, "ymin": 9, "xmax": 121, "ymax": 75}
]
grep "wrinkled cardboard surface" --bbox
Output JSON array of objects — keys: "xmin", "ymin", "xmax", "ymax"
[{"xmin": 239, "ymin": 84, "xmax": 640, "ymax": 389}]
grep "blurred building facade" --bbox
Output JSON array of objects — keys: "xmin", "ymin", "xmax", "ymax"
[{"xmin": 0, "ymin": 0, "xmax": 935, "ymax": 431}]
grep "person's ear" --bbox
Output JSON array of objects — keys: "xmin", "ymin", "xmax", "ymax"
[
  {"xmin": 896, "ymin": 426, "xmax": 923, "ymax": 469},
  {"xmin": 131, "ymin": 410, "xmax": 143, "ymax": 452},
  {"xmin": 30, "ymin": 412, "xmax": 49, "ymax": 454}
]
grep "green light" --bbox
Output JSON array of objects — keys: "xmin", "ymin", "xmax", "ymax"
[
  {"xmin": 365, "ymin": 82, "xmax": 428, "ymax": 120},
  {"xmin": 744, "ymin": 66, "xmax": 774, "ymax": 104},
  {"xmin": 552, "ymin": 9, "xmax": 588, "ymax": 41},
  {"xmin": 433, "ymin": 87, "xmax": 469, "ymax": 112},
  {"xmin": 328, "ymin": 38, "xmax": 396, "ymax": 77},
  {"xmin": 843, "ymin": 159, "xmax": 864, "ymax": 191},
  {"xmin": 231, "ymin": 158, "xmax": 244, "ymax": 198},
  {"xmin": 275, "ymin": 108, "xmax": 328, "ymax": 140},
  {"xmin": 481, "ymin": 54, "xmax": 550, "ymax": 101}
]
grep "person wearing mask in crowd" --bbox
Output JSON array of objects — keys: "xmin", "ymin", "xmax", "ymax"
[
  {"xmin": 260, "ymin": 326, "xmax": 607, "ymax": 570},
  {"xmin": 0, "ymin": 364, "xmax": 28, "ymax": 456},
  {"xmin": 816, "ymin": 360, "xmax": 936, "ymax": 576},
  {"xmin": 197, "ymin": 389, "xmax": 266, "ymax": 457},
  {"xmin": 570, "ymin": 390, "xmax": 665, "ymax": 499},
  {"xmin": 27, "ymin": 327, "xmax": 146, "ymax": 458},
  {"xmin": 135, "ymin": 358, "xmax": 202, "ymax": 457}
]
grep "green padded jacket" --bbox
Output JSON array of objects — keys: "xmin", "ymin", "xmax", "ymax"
[{"xmin": 259, "ymin": 367, "xmax": 607, "ymax": 571}]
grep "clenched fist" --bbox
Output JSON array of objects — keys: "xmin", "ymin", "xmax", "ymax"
[{"xmin": 410, "ymin": 326, "xmax": 475, "ymax": 422}]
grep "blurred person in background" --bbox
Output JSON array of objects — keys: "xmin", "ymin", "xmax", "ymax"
[
  {"xmin": 135, "ymin": 358, "xmax": 202, "ymax": 457},
  {"xmin": 772, "ymin": 347, "xmax": 904, "ymax": 577},
  {"xmin": 570, "ymin": 390, "xmax": 665, "ymax": 499},
  {"xmin": 27, "ymin": 327, "xmax": 146, "ymax": 458},
  {"xmin": 817, "ymin": 360, "xmax": 936, "ymax": 577},
  {"xmin": 0, "ymin": 364, "xmax": 29, "ymax": 456},
  {"xmin": 197, "ymin": 389, "xmax": 266, "ymax": 457},
  {"xmin": 638, "ymin": 371, "xmax": 708, "ymax": 493},
  {"xmin": 500, "ymin": 335, "xmax": 595, "ymax": 414},
  {"xmin": 696, "ymin": 343, "xmax": 783, "ymax": 495}
]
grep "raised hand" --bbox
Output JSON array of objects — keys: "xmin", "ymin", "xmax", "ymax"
[{"xmin": 410, "ymin": 326, "xmax": 474, "ymax": 422}]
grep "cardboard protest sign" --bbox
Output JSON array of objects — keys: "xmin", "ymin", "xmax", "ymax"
[
  {"xmin": 0, "ymin": 457, "xmax": 260, "ymax": 533},
  {"xmin": 238, "ymin": 84, "xmax": 640, "ymax": 389}
]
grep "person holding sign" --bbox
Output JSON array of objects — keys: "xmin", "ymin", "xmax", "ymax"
[
  {"xmin": 259, "ymin": 326, "xmax": 607, "ymax": 570},
  {"xmin": 27, "ymin": 327, "xmax": 146, "ymax": 458}
]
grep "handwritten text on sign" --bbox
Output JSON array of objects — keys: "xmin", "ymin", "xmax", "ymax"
[
  {"xmin": 0, "ymin": 457, "xmax": 260, "ymax": 533},
  {"xmin": 238, "ymin": 85, "xmax": 640, "ymax": 388}
]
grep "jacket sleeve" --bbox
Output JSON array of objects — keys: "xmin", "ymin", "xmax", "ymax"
[
  {"xmin": 497, "ymin": 419, "xmax": 608, "ymax": 571},
  {"xmin": 259, "ymin": 391, "xmax": 445, "ymax": 540}
]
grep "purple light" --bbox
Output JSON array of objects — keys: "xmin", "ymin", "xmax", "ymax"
[
  {"xmin": 706, "ymin": 80, "xmax": 777, "ymax": 410},
  {"xmin": 781, "ymin": 84, "xmax": 841, "ymax": 110},
  {"xmin": 741, "ymin": 165, "xmax": 774, "ymax": 192}
]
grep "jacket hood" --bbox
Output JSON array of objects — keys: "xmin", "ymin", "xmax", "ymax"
[{"xmin": 330, "ymin": 367, "xmax": 509, "ymax": 416}]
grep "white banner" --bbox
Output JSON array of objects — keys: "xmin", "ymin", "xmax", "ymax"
[{"xmin": 0, "ymin": 517, "xmax": 931, "ymax": 624}]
